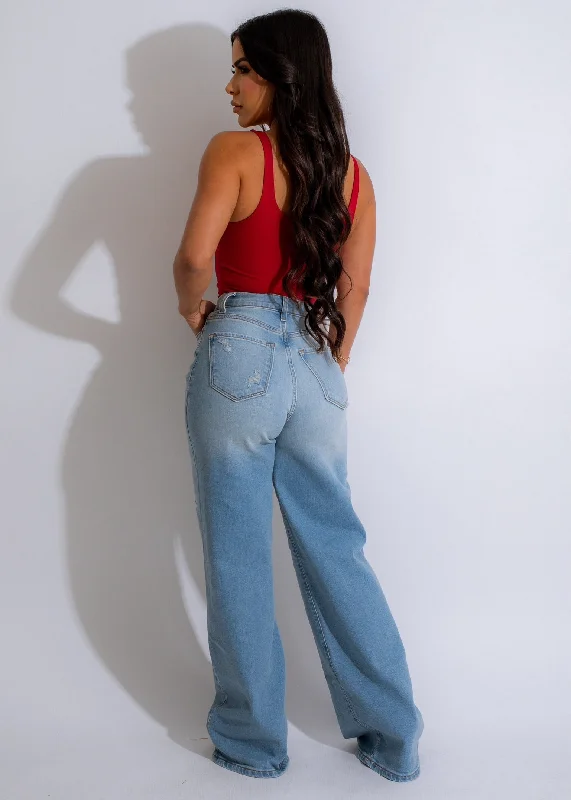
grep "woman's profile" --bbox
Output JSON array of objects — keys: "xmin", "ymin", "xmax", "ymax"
[{"xmin": 173, "ymin": 8, "xmax": 424, "ymax": 782}]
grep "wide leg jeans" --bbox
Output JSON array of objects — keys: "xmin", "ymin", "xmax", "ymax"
[{"xmin": 184, "ymin": 291, "xmax": 424, "ymax": 780}]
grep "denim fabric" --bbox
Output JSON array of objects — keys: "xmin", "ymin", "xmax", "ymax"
[{"xmin": 184, "ymin": 291, "xmax": 424, "ymax": 780}]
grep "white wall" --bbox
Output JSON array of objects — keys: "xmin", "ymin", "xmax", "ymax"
[{"xmin": 2, "ymin": 2, "xmax": 570, "ymax": 797}]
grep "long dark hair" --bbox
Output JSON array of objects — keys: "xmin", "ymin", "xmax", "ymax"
[{"xmin": 231, "ymin": 9, "xmax": 354, "ymax": 360}]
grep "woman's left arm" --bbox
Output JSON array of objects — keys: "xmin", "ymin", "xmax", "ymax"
[{"xmin": 173, "ymin": 131, "xmax": 241, "ymax": 328}]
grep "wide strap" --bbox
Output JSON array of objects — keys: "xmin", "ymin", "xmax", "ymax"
[
  {"xmin": 348, "ymin": 156, "xmax": 359, "ymax": 219},
  {"xmin": 251, "ymin": 129, "xmax": 359, "ymax": 219},
  {"xmin": 251, "ymin": 129, "xmax": 275, "ymax": 212}
]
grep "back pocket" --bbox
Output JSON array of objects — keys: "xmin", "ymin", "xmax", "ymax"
[
  {"xmin": 209, "ymin": 333, "xmax": 275, "ymax": 401},
  {"xmin": 298, "ymin": 346, "xmax": 349, "ymax": 409}
]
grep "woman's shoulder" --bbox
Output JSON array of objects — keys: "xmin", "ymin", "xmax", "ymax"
[
  {"xmin": 199, "ymin": 131, "xmax": 255, "ymax": 179},
  {"xmin": 206, "ymin": 131, "xmax": 375, "ymax": 215},
  {"xmin": 201, "ymin": 130, "xmax": 256, "ymax": 161},
  {"xmin": 206, "ymin": 129, "xmax": 262, "ymax": 166}
]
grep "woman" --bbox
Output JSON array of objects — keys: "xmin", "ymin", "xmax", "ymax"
[{"xmin": 173, "ymin": 9, "xmax": 424, "ymax": 782}]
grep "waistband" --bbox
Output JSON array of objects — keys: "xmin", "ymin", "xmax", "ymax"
[{"xmin": 216, "ymin": 291, "xmax": 308, "ymax": 314}]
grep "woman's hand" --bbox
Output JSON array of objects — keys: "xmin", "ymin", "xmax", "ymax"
[{"xmin": 179, "ymin": 298, "xmax": 217, "ymax": 338}]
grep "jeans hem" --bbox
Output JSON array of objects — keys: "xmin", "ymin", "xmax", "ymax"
[
  {"xmin": 356, "ymin": 747, "xmax": 420, "ymax": 782},
  {"xmin": 211, "ymin": 748, "xmax": 289, "ymax": 778}
]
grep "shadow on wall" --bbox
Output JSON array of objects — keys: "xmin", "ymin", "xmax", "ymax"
[{"xmin": 8, "ymin": 23, "xmax": 342, "ymax": 757}]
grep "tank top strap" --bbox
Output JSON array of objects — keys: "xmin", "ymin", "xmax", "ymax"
[
  {"xmin": 348, "ymin": 155, "xmax": 360, "ymax": 220},
  {"xmin": 250, "ymin": 130, "xmax": 359, "ymax": 220},
  {"xmin": 250, "ymin": 129, "xmax": 276, "ymax": 213}
]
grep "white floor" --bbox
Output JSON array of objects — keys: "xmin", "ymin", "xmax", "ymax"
[
  {"xmin": 5, "ymin": 713, "xmax": 570, "ymax": 799},
  {"xmin": 5, "ymin": 608, "xmax": 571, "ymax": 798},
  {"xmin": 5, "ymin": 525, "xmax": 570, "ymax": 799}
]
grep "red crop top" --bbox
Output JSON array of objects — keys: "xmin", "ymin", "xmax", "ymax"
[{"xmin": 214, "ymin": 129, "xmax": 360, "ymax": 302}]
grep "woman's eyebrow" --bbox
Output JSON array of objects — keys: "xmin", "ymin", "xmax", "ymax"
[{"xmin": 232, "ymin": 57, "xmax": 249, "ymax": 67}]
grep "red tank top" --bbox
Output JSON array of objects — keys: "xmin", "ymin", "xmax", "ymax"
[{"xmin": 214, "ymin": 129, "xmax": 360, "ymax": 302}]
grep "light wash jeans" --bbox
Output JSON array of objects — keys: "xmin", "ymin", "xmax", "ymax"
[{"xmin": 184, "ymin": 291, "xmax": 424, "ymax": 781}]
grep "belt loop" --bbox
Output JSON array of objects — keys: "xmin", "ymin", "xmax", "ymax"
[{"xmin": 220, "ymin": 291, "xmax": 237, "ymax": 313}]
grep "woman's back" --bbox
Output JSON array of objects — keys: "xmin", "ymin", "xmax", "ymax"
[
  {"xmin": 214, "ymin": 129, "xmax": 367, "ymax": 300},
  {"xmin": 229, "ymin": 129, "xmax": 360, "ymax": 222}
]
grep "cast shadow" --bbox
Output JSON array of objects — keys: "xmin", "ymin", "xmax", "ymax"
[{"xmin": 8, "ymin": 22, "xmax": 343, "ymax": 759}]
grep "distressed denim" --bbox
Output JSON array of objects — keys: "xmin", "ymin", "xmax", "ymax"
[{"xmin": 184, "ymin": 291, "xmax": 424, "ymax": 780}]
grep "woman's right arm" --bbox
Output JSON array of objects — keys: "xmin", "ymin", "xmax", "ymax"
[{"xmin": 330, "ymin": 158, "xmax": 376, "ymax": 370}]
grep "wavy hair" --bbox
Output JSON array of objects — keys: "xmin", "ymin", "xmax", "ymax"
[{"xmin": 231, "ymin": 9, "xmax": 354, "ymax": 360}]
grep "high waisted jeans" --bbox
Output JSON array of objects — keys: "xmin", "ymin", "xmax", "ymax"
[{"xmin": 184, "ymin": 291, "xmax": 424, "ymax": 781}]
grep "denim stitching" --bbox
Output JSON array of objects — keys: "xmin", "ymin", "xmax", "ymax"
[
  {"xmin": 219, "ymin": 291, "xmax": 304, "ymax": 318},
  {"xmin": 185, "ymin": 337, "xmax": 204, "ymax": 387},
  {"xmin": 208, "ymin": 335, "xmax": 275, "ymax": 402},
  {"xmin": 207, "ymin": 632, "xmax": 229, "ymax": 707},
  {"xmin": 212, "ymin": 749, "xmax": 289, "ymax": 776},
  {"xmin": 208, "ymin": 331, "xmax": 277, "ymax": 344},
  {"xmin": 209, "ymin": 312, "xmax": 282, "ymax": 334},
  {"xmin": 356, "ymin": 747, "xmax": 420, "ymax": 781},
  {"xmin": 223, "ymin": 303, "xmax": 290, "ymax": 313},
  {"xmin": 283, "ymin": 344, "xmax": 297, "ymax": 423},
  {"xmin": 186, "ymin": 388, "xmax": 230, "ymax": 723},
  {"xmin": 298, "ymin": 349, "xmax": 348, "ymax": 409},
  {"xmin": 208, "ymin": 312, "xmax": 304, "ymax": 332}
]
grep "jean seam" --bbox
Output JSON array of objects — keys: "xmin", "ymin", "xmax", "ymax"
[
  {"xmin": 206, "ymin": 634, "xmax": 229, "ymax": 708},
  {"xmin": 212, "ymin": 749, "xmax": 289, "ymax": 776},
  {"xmin": 208, "ymin": 336, "xmax": 275, "ymax": 402},
  {"xmin": 185, "ymin": 338, "xmax": 204, "ymax": 387},
  {"xmin": 298, "ymin": 349, "xmax": 348, "ymax": 409},
  {"xmin": 277, "ymin": 503, "xmax": 369, "ymax": 731},
  {"xmin": 211, "ymin": 312, "xmax": 283, "ymax": 333},
  {"xmin": 283, "ymin": 343, "xmax": 297, "ymax": 423},
  {"xmin": 186, "ymin": 397, "xmax": 229, "ymax": 714},
  {"xmin": 356, "ymin": 747, "xmax": 420, "ymax": 781}
]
